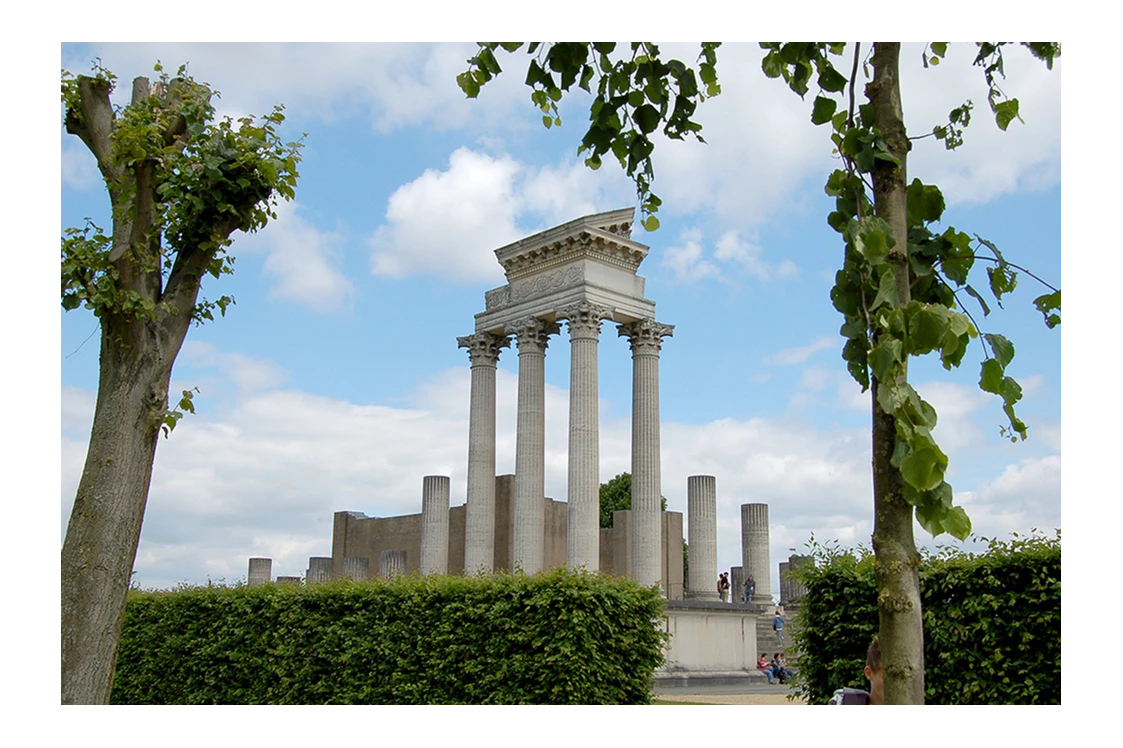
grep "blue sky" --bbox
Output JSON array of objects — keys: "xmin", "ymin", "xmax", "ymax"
[{"xmin": 58, "ymin": 42, "xmax": 1062, "ymax": 595}]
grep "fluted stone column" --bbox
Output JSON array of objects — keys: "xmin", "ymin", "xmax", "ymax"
[
  {"xmin": 741, "ymin": 503, "xmax": 771, "ymax": 604},
  {"xmin": 731, "ymin": 566, "xmax": 745, "ymax": 604},
  {"xmin": 380, "ymin": 550, "xmax": 406, "ymax": 578},
  {"xmin": 420, "ymin": 475, "xmax": 451, "ymax": 575},
  {"xmin": 306, "ymin": 557, "xmax": 333, "ymax": 584},
  {"xmin": 619, "ymin": 319, "xmax": 673, "ymax": 589},
  {"xmin": 248, "ymin": 557, "xmax": 272, "ymax": 587},
  {"xmin": 510, "ymin": 317, "xmax": 558, "ymax": 574},
  {"xmin": 686, "ymin": 475, "xmax": 719, "ymax": 600},
  {"xmin": 559, "ymin": 302, "xmax": 611, "ymax": 572},
  {"xmin": 342, "ymin": 556, "xmax": 369, "ymax": 581},
  {"xmin": 458, "ymin": 332, "xmax": 509, "ymax": 574}
]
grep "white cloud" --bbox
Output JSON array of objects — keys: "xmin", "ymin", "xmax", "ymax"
[
  {"xmin": 179, "ymin": 342, "xmax": 288, "ymax": 392},
  {"xmin": 231, "ymin": 201, "xmax": 353, "ymax": 313},
  {"xmin": 660, "ymin": 226, "xmax": 799, "ymax": 286},
  {"xmin": 764, "ymin": 337, "xmax": 836, "ymax": 366},
  {"xmin": 956, "ymin": 455, "xmax": 1062, "ymax": 539},
  {"xmin": 900, "ymin": 43, "xmax": 1062, "ymax": 205},
  {"xmin": 369, "ymin": 148, "xmax": 523, "ymax": 282},
  {"xmin": 61, "ymin": 43, "xmax": 533, "ymax": 134},
  {"xmin": 661, "ymin": 228, "xmax": 719, "ymax": 283},
  {"xmin": 369, "ymin": 148, "xmax": 633, "ymax": 283},
  {"xmin": 61, "ymin": 140, "xmax": 101, "ymax": 191},
  {"xmin": 714, "ymin": 231, "xmax": 801, "ymax": 281}
]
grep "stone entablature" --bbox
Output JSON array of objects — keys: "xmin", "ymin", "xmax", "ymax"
[{"xmin": 460, "ymin": 207, "xmax": 675, "ymax": 592}]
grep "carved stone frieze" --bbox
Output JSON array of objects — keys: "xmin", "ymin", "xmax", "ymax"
[
  {"xmin": 484, "ymin": 287, "xmax": 511, "ymax": 311},
  {"xmin": 618, "ymin": 318, "xmax": 675, "ymax": 354},
  {"xmin": 457, "ymin": 332, "xmax": 510, "ymax": 366},
  {"xmin": 500, "ymin": 233, "xmax": 646, "ymax": 281}
]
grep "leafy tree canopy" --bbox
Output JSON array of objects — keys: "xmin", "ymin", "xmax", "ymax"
[{"xmin": 600, "ymin": 472, "xmax": 667, "ymax": 528}]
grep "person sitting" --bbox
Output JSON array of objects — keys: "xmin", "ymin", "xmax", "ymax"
[
  {"xmin": 772, "ymin": 652, "xmax": 793, "ymax": 684},
  {"xmin": 756, "ymin": 653, "xmax": 775, "ymax": 684}
]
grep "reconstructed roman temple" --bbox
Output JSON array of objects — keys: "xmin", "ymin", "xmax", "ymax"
[
  {"xmin": 251, "ymin": 209, "xmax": 809, "ymax": 678},
  {"xmin": 458, "ymin": 207, "xmax": 674, "ymax": 585}
]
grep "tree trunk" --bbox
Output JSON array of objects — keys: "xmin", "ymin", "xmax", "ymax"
[
  {"xmin": 867, "ymin": 42, "xmax": 925, "ymax": 705},
  {"xmin": 60, "ymin": 310, "xmax": 190, "ymax": 704}
]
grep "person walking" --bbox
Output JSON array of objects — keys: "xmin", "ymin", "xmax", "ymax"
[{"xmin": 772, "ymin": 609, "xmax": 785, "ymax": 645}]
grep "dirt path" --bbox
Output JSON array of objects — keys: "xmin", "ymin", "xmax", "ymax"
[{"xmin": 655, "ymin": 693, "xmax": 808, "ymax": 705}]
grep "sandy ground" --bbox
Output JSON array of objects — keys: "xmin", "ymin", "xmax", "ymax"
[{"xmin": 654, "ymin": 693, "xmax": 808, "ymax": 705}]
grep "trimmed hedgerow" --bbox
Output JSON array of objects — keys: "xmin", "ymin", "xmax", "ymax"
[
  {"xmin": 789, "ymin": 531, "xmax": 1060, "ymax": 705},
  {"xmin": 110, "ymin": 567, "xmax": 668, "ymax": 704}
]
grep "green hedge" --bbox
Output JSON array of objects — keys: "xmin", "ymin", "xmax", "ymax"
[
  {"xmin": 790, "ymin": 532, "xmax": 1060, "ymax": 704},
  {"xmin": 111, "ymin": 567, "xmax": 668, "ymax": 704}
]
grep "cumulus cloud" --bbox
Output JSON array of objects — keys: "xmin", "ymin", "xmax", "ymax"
[
  {"xmin": 179, "ymin": 342, "xmax": 288, "ymax": 393},
  {"xmin": 61, "ymin": 349, "xmax": 1061, "ymax": 594},
  {"xmin": 231, "ymin": 201, "xmax": 353, "ymax": 313},
  {"xmin": 660, "ymin": 226, "xmax": 799, "ymax": 285},
  {"xmin": 61, "ymin": 140, "xmax": 101, "ymax": 191},
  {"xmin": 60, "ymin": 43, "xmax": 532, "ymax": 134},
  {"xmin": 661, "ymin": 228, "xmax": 719, "ymax": 283},
  {"xmin": 955, "ymin": 455, "xmax": 1062, "ymax": 540},
  {"xmin": 764, "ymin": 337, "xmax": 836, "ymax": 366},
  {"xmin": 369, "ymin": 147, "xmax": 633, "ymax": 283}
]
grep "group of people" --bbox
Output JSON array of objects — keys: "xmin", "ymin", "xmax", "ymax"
[
  {"xmin": 756, "ymin": 651, "xmax": 793, "ymax": 685},
  {"xmin": 716, "ymin": 572, "xmax": 757, "ymax": 603}
]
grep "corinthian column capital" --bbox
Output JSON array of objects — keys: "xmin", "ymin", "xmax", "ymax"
[
  {"xmin": 508, "ymin": 316, "xmax": 559, "ymax": 354},
  {"xmin": 618, "ymin": 318, "xmax": 675, "ymax": 355},
  {"xmin": 457, "ymin": 332, "xmax": 509, "ymax": 366},
  {"xmin": 558, "ymin": 302, "xmax": 613, "ymax": 341}
]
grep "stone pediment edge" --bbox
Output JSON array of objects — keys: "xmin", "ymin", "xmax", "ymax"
[{"xmin": 493, "ymin": 209, "xmax": 648, "ymax": 265}]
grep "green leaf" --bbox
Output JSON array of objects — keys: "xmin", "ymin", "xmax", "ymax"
[
  {"xmin": 761, "ymin": 51, "xmax": 785, "ymax": 79},
  {"xmin": 869, "ymin": 266, "xmax": 900, "ymax": 311},
  {"xmin": 641, "ymin": 215, "xmax": 660, "ymax": 232},
  {"xmin": 811, "ymin": 95, "xmax": 837, "ymax": 125},
  {"xmin": 900, "ymin": 445, "xmax": 947, "ymax": 492},
  {"xmin": 906, "ymin": 179, "xmax": 945, "ymax": 226},
  {"xmin": 633, "ymin": 104, "xmax": 660, "ymax": 134},
  {"xmin": 909, "ymin": 303, "xmax": 950, "ymax": 353},
  {"xmin": 943, "ymin": 505, "xmax": 972, "ymax": 540},
  {"xmin": 964, "ymin": 284, "xmax": 991, "ymax": 316},
  {"xmin": 817, "ymin": 64, "xmax": 848, "ymax": 93},
  {"xmin": 869, "ymin": 338, "xmax": 903, "ymax": 382},
  {"xmin": 1033, "ymin": 290, "xmax": 1061, "ymax": 329},
  {"xmin": 979, "ymin": 359, "xmax": 1004, "ymax": 394},
  {"xmin": 984, "ymin": 333, "xmax": 1015, "ymax": 368},
  {"xmin": 994, "ymin": 98, "xmax": 1021, "ymax": 131}
]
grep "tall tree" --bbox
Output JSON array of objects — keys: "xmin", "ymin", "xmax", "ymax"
[
  {"xmin": 60, "ymin": 62, "xmax": 302, "ymax": 704},
  {"xmin": 459, "ymin": 42, "xmax": 1060, "ymax": 704},
  {"xmin": 599, "ymin": 472, "xmax": 666, "ymax": 527}
]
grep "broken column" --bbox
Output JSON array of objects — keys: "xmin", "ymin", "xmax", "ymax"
[
  {"xmin": 420, "ymin": 475, "xmax": 451, "ymax": 575},
  {"xmin": 248, "ymin": 557, "xmax": 272, "ymax": 587},
  {"xmin": 741, "ymin": 503, "xmax": 771, "ymax": 604},
  {"xmin": 686, "ymin": 475, "xmax": 719, "ymax": 600},
  {"xmin": 306, "ymin": 557, "xmax": 333, "ymax": 584}
]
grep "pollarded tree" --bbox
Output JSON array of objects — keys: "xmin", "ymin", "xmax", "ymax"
[
  {"xmin": 60, "ymin": 62, "xmax": 302, "ymax": 704},
  {"xmin": 458, "ymin": 42, "xmax": 1060, "ymax": 704}
]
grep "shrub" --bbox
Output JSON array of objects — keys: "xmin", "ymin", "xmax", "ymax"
[
  {"xmin": 789, "ymin": 531, "xmax": 1060, "ymax": 704},
  {"xmin": 111, "ymin": 567, "xmax": 668, "ymax": 704}
]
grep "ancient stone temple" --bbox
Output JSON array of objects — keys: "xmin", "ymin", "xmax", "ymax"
[{"xmin": 457, "ymin": 208, "xmax": 673, "ymax": 587}]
